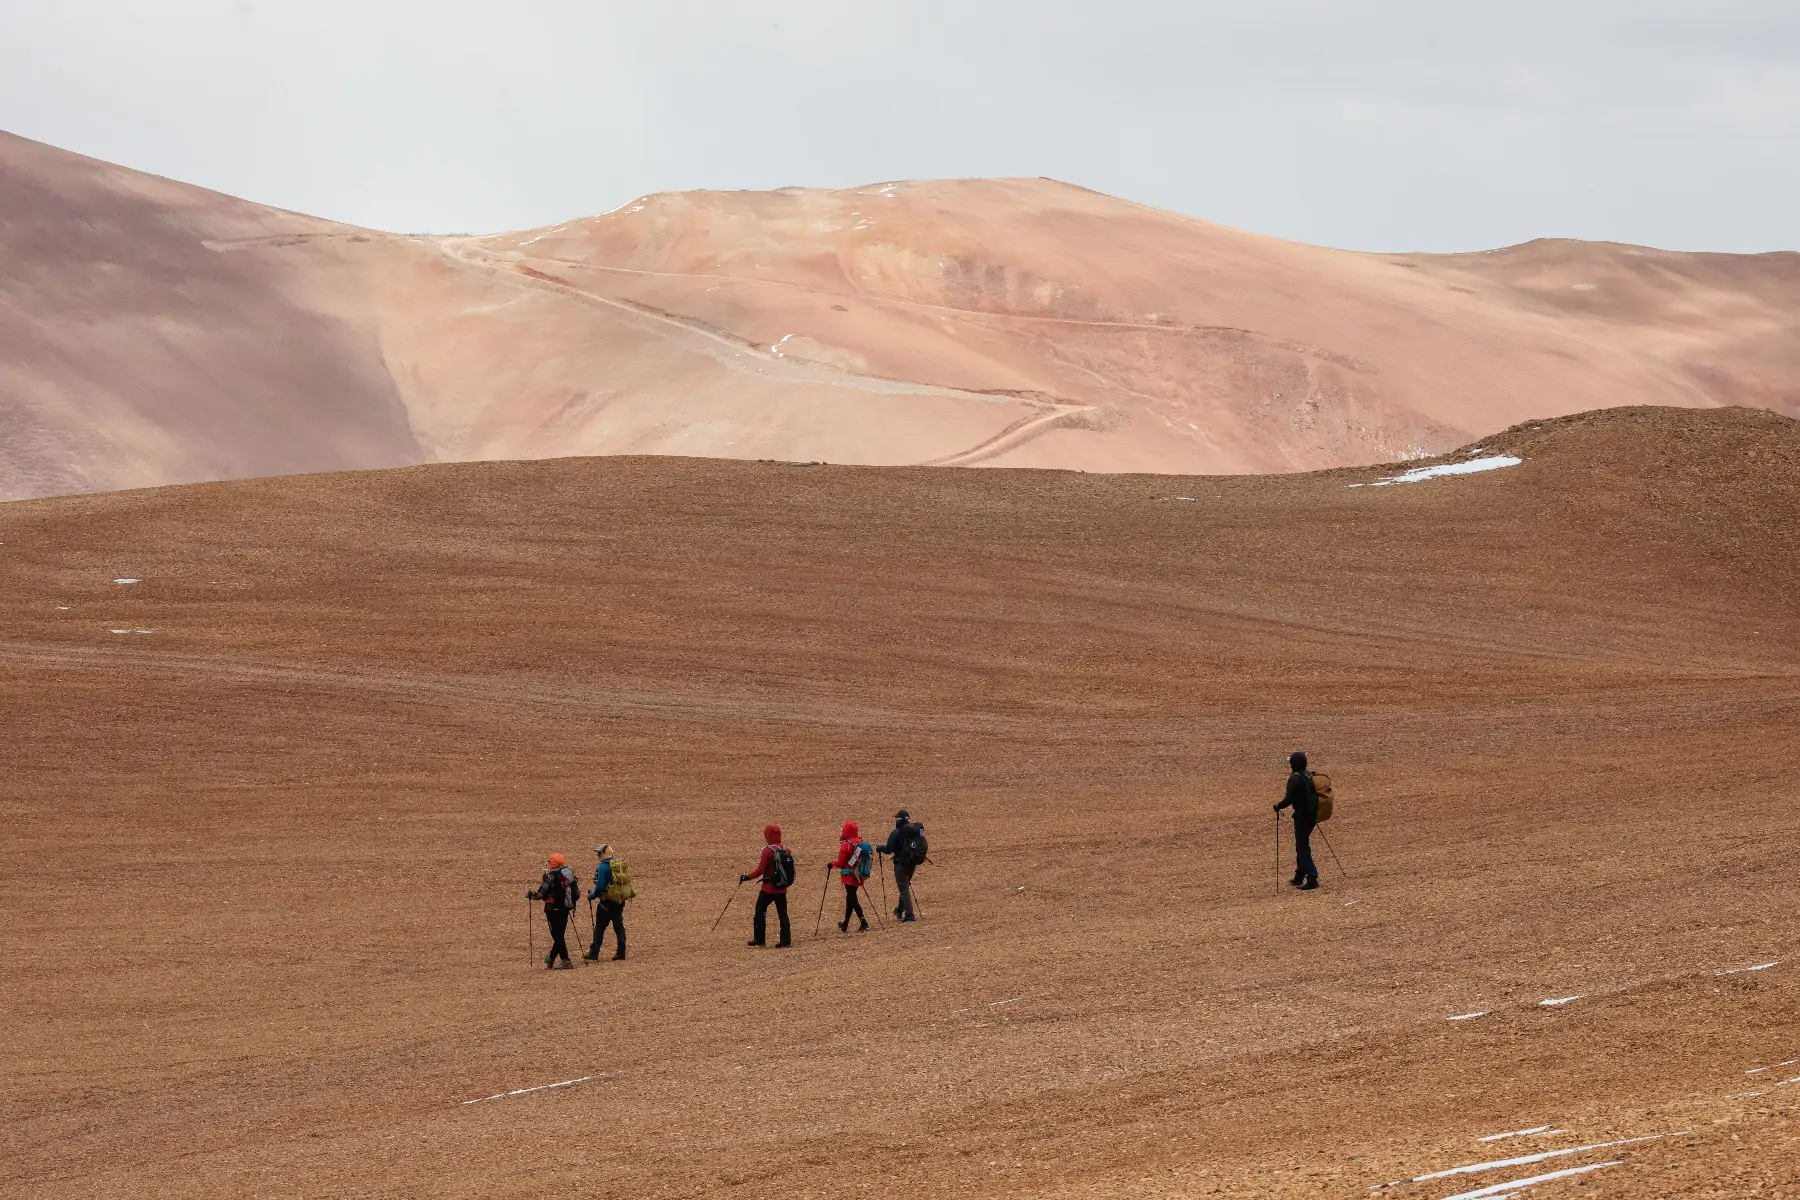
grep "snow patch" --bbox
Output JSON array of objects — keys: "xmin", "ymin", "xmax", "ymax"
[
  {"xmin": 107, "ymin": 629, "xmax": 153, "ymax": 635},
  {"xmin": 113, "ymin": 578, "xmax": 141, "ymax": 584},
  {"xmin": 461, "ymin": 1075, "xmax": 593, "ymax": 1105},
  {"xmin": 1717, "ymin": 961, "xmax": 1778, "ymax": 975},
  {"xmin": 1447, "ymin": 1010, "xmax": 1490, "ymax": 1021},
  {"xmin": 1349, "ymin": 455, "xmax": 1522, "ymax": 488},
  {"xmin": 770, "ymin": 334, "xmax": 796, "ymax": 357},
  {"xmin": 1411, "ymin": 1134, "xmax": 1674, "ymax": 1183},
  {"xmin": 1476, "ymin": 1126, "xmax": 1557, "ymax": 1143},
  {"xmin": 1538, "ymin": 995, "xmax": 1581, "ymax": 1007},
  {"xmin": 1437, "ymin": 1161, "xmax": 1620, "ymax": 1200}
]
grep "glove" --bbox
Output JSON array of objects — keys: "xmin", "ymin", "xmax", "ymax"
[
  {"xmin": 1272, "ymin": 804, "xmax": 1281, "ymax": 813},
  {"xmin": 739, "ymin": 874, "xmax": 749, "ymax": 883},
  {"xmin": 525, "ymin": 891, "xmax": 534, "ymax": 899}
]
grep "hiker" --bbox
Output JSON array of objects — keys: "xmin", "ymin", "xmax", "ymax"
[
  {"xmin": 1274, "ymin": 750, "xmax": 1320, "ymax": 890},
  {"xmin": 583, "ymin": 843, "xmax": 632, "ymax": 961},
  {"xmin": 830, "ymin": 819, "xmax": 872, "ymax": 932},
  {"xmin": 877, "ymin": 809, "xmax": 927, "ymax": 922},
  {"xmin": 740, "ymin": 824, "xmax": 794, "ymax": 948},
  {"xmin": 526, "ymin": 852, "xmax": 579, "ymax": 968}
]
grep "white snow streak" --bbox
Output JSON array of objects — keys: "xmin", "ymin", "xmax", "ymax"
[
  {"xmin": 1349, "ymin": 455, "xmax": 1522, "ymax": 488},
  {"xmin": 1447, "ymin": 1010, "xmax": 1490, "ymax": 1021},
  {"xmin": 1717, "ymin": 961, "xmax": 1778, "ymax": 975},
  {"xmin": 1476, "ymin": 1126, "xmax": 1555, "ymax": 1143},
  {"xmin": 113, "ymin": 578, "xmax": 141, "ymax": 584},
  {"xmin": 461, "ymin": 1075, "xmax": 592, "ymax": 1105},
  {"xmin": 1538, "ymin": 995, "xmax": 1581, "ymax": 1007},
  {"xmin": 1436, "ymin": 1161, "xmax": 1621, "ymax": 1200},
  {"xmin": 1411, "ymin": 1134, "xmax": 1674, "ymax": 1183}
]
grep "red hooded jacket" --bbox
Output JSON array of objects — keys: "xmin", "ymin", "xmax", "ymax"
[
  {"xmin": 832, "ymin": 820, "xmax": 865, "ymax": 888},
  {"xmin": 746, "ymin": 824, "xmax": 790, "ymax": 895}
]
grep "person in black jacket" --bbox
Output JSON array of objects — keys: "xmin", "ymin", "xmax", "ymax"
[
  {"xmin": 527, "ymin": 853, "xmax": 579, "ymax": 968},
  {"xmin": 1274, "ymin": 751, "xmax": 1320, "ymax": 890},
  {"xmin": 878, "ymin": 809, "xmax": 925, "ymax": 921}
]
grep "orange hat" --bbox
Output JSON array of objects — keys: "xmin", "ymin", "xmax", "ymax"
[{"xmin": 548, "ymin": 852, "xmax": 566, "ymax": 868}]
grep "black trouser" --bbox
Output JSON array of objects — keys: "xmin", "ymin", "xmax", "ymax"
[
  {"xmin": 841, "ymin": 883, "xmax": 866, "ymax": 927},
  {"xmin": 544, "ymin": 906, "xmax": 572, "ymax": 964},
  {"xmin": 588, "ymin": 899, "xmax": 626, "ymax": 958},
  {"xmin": 752, "ymin": 890, "xmax": 790, "ymax": 945},
  {"xmin": 894, "ymin": 861, "xmax": 917, "ymax": 919},
  {"xmin": 1292, "ymin": 819, "xmax": 1318, "ymax": 885}
]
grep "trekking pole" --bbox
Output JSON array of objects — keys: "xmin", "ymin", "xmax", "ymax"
[
  {"xmin": 527, "ymin": 897, "xmax": 535, "ymax": 966},
  {"xmin": 1317, "ymin": 825, "xmax": 1351, "ymax": 883},
  {"xmin": 877, "ymin": 854, "xmax": 890, "ymax": 921},
  {"xmin": 1274, "ymin": 813, "xmax": 1281, "ymax": 896},
  {"xmin": 711, "ymin": 879, "xmax": 745, "ymax": 932},
  {"xmin": 814, "ymin": 865, "xmax": 831, "ymax": 936},
  {"xmin": 584, "ymin": 897, "xmax": 596, "ymax": 962}
]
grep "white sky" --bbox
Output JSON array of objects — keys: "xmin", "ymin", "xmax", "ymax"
[{"xmin": 2, "ymin": 0, "xmax": 1796, "ymax": 251}]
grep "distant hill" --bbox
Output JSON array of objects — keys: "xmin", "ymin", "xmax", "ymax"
[{"xmin": 4, "ymin": 130, "xmax": 1797, "ymax": 500}]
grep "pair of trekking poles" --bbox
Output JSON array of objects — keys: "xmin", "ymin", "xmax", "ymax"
[
  {"xmin": 1274, "ymin": 814, "xmax": 1350, "ymax": 893},
  {"xmin": 711, "ymin": 853, "xmax": 913, "ymax": 934}
]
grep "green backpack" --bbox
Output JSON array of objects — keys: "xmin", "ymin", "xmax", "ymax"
[{"xmin": 604, "ymin": 857, "xmax": 636, "ymax": 904}]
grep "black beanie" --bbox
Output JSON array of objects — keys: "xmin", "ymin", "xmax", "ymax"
[{"xmin": 1289, "ymin": 750, "xmax": 1308, "ymax": 771}]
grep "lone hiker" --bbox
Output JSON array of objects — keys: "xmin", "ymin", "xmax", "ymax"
[
  {"xmin": 527, "ymin": 852, "xmax": 579, "ymax": 968},
  {"xmin": 878, "ymin": 809, "xmax": 927, "ymax": 922},
  {"xmin": 830, "ymin": 819, "xmax": 873, "ymax": 932},
  {"xmin": 583, "ymin": 843, "xmax": 632, "ymax": 962},
  {"xmin": 1274, "ymin": 750, "xmax": 1320, "ymax": 890},
  {"xmin": 741, "ymin": 824, "xmax": 795, "ymax": 948}
]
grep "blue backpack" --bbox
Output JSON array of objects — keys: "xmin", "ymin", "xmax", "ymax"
[{"xmin": 850, "ymin": 840, "xmax": 874, "ymax": 880}]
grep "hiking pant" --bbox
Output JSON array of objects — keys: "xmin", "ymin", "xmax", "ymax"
[
  {"xmin": 1292, "ymin": 819, "xmax": 1318, "ymax": 885},
  {"xmin": 841, "ymin": 883, "xmax": 865, "ymax": 926},
  {"xmin": 752, "ymin": 891, "xmax": 790, "ymax": 946},
  {"xmin": 894, "ymin": 861, "xmax": 917, "ymax": 920},
  {"xmin": 544, "ymin": 906, "xmax": 572, "ymax": 964},
  {"xmin": 588, "ymin": 899, "xmax": 626, "ymax": 958}
]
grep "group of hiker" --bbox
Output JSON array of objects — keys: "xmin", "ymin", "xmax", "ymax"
[
  {"xmin": 526, "ymin": 810, "xmax": 929, "ymax": 968},
  {"xmin": 526, "ymin": 754, "xmax": 1329, "ymax": 970}
]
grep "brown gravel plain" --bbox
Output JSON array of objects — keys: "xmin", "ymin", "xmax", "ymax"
[{"xmin": 3, "ymin": 406, "xmax": 1798, "ymax": 1198}]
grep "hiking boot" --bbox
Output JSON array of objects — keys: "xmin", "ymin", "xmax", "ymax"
[
  {"xmin": 893, "ymin": 907, "xmax": 904, "ymax": 919},
  {"xmin": 553, "ymin": 959, "xmax": 575, "ymax": 969},
  {"xmin": 611, "ymin": 952, "xmax": 626, "ymax": 961},
  {"xmin": 857, "ymin": 920, "xmax": 870, "ymax": 932},
  {"xmin": 581, "ymin": 951, "xmax": 599, "ymax": 962},
  {"xmin": 775, "ymin": 940, "xmax": 792, "ymax": 948},
  {"xmin": 837, "ymin": 919, "xmax": 849, "ymax": 932},
  {"xmin": 1299, "ymin": 879, "xmax": 1319, "ymax": 891},
  {"xmin": 746, "ymin": 940, "xmax": 764, "ymax": 948}
]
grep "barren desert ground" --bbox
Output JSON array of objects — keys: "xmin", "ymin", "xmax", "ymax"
[{"xmin": 3, "ymin": 405, "xmax": 1798, "ymax": 1197}]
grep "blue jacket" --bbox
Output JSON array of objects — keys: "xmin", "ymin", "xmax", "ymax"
[{"xmin": 587, "ymin": 859, "xmax": 613, "ymax": 901}]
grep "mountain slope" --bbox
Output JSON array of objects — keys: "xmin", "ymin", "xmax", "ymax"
[
  {"xmin": 4, "ymin": 131, "xmax": 1799, "ymax": 500},
  {"xmin": 2, "ymin": 406, "xmax": 1797, "ymax": 1197}
]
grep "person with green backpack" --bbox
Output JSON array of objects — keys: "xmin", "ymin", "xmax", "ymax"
[
  {"xmin": 829, "ymin": 819, "xmax": 874, "ymax": 932},
  {"xmin": 583, "ymin": 843, "xmax": 634, "ymax": 961}
]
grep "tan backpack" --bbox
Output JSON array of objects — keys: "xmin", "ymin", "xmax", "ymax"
[{"xmin": 1311, "ymin": 773, "xmax": 1335, "ymax": 821}]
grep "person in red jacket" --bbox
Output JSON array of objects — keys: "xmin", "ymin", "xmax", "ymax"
[
  {"xmin": 739, "ymin": 824, "xmax": 793, "ymax": 948},
  {"xmin": 830, "ymin": 819, "xmax": 870, "ymax": 932}
]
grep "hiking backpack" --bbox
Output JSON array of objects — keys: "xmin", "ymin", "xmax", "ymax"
[
  {"xmin": 604, "ymin": 857, "xmax": 636, "ymax": 904},
  {"xmin": 547, "ymin": 866, "xmax": 578, "ymax": 908},
  {"xmin": 766, "ymin": 845, "xmax": 797, "ymax": 889},
  {"xmin": 1310, "ymin": 772, "xmax": 1334, "ymax": 822},
  {"xmin": 850, "ymin": 840, "xmax": 874, "ymax": 880},
  {"xmin": 896, "ymin": 822, "xmax": 928, "ymax": 868}
]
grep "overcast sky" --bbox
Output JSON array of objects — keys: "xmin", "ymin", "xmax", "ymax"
[{"xmin": 2, "ymin": 1, "xmax": 1796, "ymax": 251}]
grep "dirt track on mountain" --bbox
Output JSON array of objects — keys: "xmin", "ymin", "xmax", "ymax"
[{"xmin": 3, "ymin": 407, "xmax": 1799, "ymax": 1198}]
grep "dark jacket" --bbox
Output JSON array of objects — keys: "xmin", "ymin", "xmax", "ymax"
[
  {"xmin": 531, "ymin": 866, "xmax": 577, "ymax": 911},
  {"xmin": 1276, "ymin": 771, "xmax": 1319, "ymax": 825},
  {"xmin": 879, "ymin": 820, "xmax": 924, "ymax": 865}
]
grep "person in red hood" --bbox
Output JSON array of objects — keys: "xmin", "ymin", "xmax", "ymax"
[
  {"xmin": 739, "ymin": 824, "xmax": 794, "ymax": 948},
  {"xmin": 830, "ymin": 819, "xmax": 871, "ymax": 932}
]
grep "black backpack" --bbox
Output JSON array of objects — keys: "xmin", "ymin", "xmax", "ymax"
[
  {"xmin": 896, "ymin": 823, "xmax": 928, "ymax": 868},
  {"xmin": 542, "ymin": 867, "xmax": 576, "ymax": 909},
  {"xmin": 766, "ymin": 846, "xmax": 797, "ymax": 889}
]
